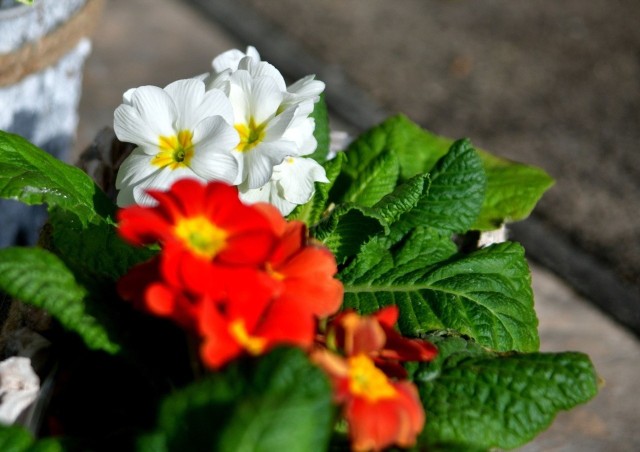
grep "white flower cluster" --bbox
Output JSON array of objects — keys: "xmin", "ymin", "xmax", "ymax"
[{"xmin": 114, "ymin": 46, "xmax": 328, "ymax": 215}]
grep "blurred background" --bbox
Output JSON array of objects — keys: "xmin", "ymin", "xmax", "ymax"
[{"xmin": 71, "ymin": 0, "xmax": 639, "ymax": 449}]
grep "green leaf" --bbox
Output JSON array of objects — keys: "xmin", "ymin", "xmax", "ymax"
[
  {"xmin": 139, "ymin": 348, "xmax": 334, "ymax": 452},
  {"xmin": 0, "ymin": 247, "xmax": 120, "ymax": 354},
  {"xmin": 474, "ymin": 152, "xmax": 555, "ymax": 230},
  {"xmin": 306, "ymin": 94, "xmax": 330, "ymax": 163},
  {"xmin": 342, "ymin": 242, "xmax": 539, "ymax": 352},
  {"xmin": 343, "ymin": 115, "xmax": 554, "ymax": 230},
  {"xmin": 393, "ymin": 139, "xmax": 486, "ymax": 235},
  {"xmin": 343, "ymin": 114, "xmax": 450, "ymax": 181},
  {"xmin": 288, "ymin": 153, "xmax": 344, "ymax": 226},
  {"xmin": 313, "ymin": 203, "xmax": 386, "ymax": 264},
  {"xmin": 0, "ymin": 131, "xmax": 113, "ymax": 225},
  {"xmin": 414, "ymin": 336, "xmax": 599, "ymax": 450},
  {"xmin": 340, "ymin": 149, "xmax": 400, "ymax": 207},
  {"xmin": 370, "ymin": 174, "xmax": 429, "ymax": 225},
  {"xmin": 50, "ymin": 210, "xmax": 155, "ymax": 281},
  {"xmin": 0, "ymin": 425, "xmax": 62, "ymax": 452}
]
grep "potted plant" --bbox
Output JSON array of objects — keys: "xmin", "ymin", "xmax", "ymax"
[
  {"xmin": 0, "ymin": 46, "xmax": 598, "ymax": 451},
  {"xmin": 0, "ymin": 0, "xmax": 103, "ymax": 247}
]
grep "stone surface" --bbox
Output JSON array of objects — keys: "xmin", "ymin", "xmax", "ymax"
[
  {"xmin": 239, "ymin": 0, "xmax": 640, "ymax": 295},
  {"xmin": 75, "ymin": 0, "xmax": 640, "ymax": 449}
]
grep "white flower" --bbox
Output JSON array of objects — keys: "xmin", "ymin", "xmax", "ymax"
[
  {"xmin": 0, "ymin": 357, "xmax": 39, "ymax": 425},
  {"xmin": 114, "ymin": 79, "xmax": 239, "ymax": 206},
  {"xmin": 240, "ymin": 156, "xmax": 329, "ymax": 215},
  {"xmin": 211, "ymin": 45, "xmax": 261, "ymax": 73}
]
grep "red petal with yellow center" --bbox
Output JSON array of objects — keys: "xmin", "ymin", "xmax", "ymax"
[{"xmin": 346, "ymin": 380, "xmax": 425, "ymax": 451}]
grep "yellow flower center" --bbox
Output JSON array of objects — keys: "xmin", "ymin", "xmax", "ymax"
[
  {"xmin": 229, "ymin": 319, "xmax": 266, "ymax": 355},
  {"xmin": 152, "ymin": 130, "xmax": 195, "ymax": 170},
  {"xmin": 265, "ymin": 262, "xmax": 285, "ymax": 281},
  {"xmin": 174, "ymin": 216, "xmax": 227, "ymax": 260},
  {"xmin": 347, "ymin": 354, "xmax": 397, "ymax": 402},
  {"xmin": 235, "ymin": 117, "xmax": 266, "ymax": 152}
]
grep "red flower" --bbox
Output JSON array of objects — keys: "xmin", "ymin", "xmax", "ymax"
[
  {"xmin": 118, "ymin": 179, "xmax": 277, "ymax": 267},
  {"xmin": 256, "ymin": 204, "xmax": 343, "ymax": 318},
  {"xmin": 198, "ymin": 268, "xmax": 315, "ymax": 369},
  {"xmin": 313, "ymin": 350, "xmax": 425, "ymax": 451}
]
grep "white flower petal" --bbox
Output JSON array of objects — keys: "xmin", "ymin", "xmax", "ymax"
[
  {"xmin": 239, "ymin": 58, "xmax": 287, "ymax": 93},
  {"xmin": 122, "ymin": 88, "xmax": 137, "ymax": 105},
  {"xmin": 248, "ymin": 76, "xmax": 283, "ymax": 125},
  {"xmin": 212, "ymin": 46, "xmax": 260, "ymax": 73},
  {"xmin": 277, "ymin": 157, "xmax": 328, "ymax": 204},
  {"xmin": 228, "ymin": 71, "xmax": 253, "ymax": 124},
  {"xmin": 264, "ymin": 105, "xmax": 298, "ymax": 141},
  {"xmin": 130, "ymin": 86, "xmax": 177, "ymax": 137},
  {"xmin": 115, "ymin": 147, "xmax": 157, "ymax": 188},
  {"xmin": 204, "ymin": 70, "xmax": 232, "ymax": 95},
  {"xmin": 164, "ymin": 79, "xmax": 206, "ymax": 130},
  {"xmin": 238, "ymin": 140, "xmax": 292, "ymax": 189},
  {"xmin": 193, "ymin": 116, "xmax": 239, "ymax": 152},
  {"xmin": 284, "ymin": 75, "xmax": 325, "ymax": 106},
  {"xmin": 191, "ymin": 152, "xmax": 239, "ymax": 184},
  {"xmin": 132, "ymin": 167, "xmax": 203, "ymax": 206},
  {"xmin": 114, "ymin": 104, "xmax": 159, "ymax": 148},
  {"xmin": 0, "ymin": 357, "xmax": 40, "ymax": 426},
  {"xmin": 198, "ymin": 88, "xmax": 235, "ymax": 125}
]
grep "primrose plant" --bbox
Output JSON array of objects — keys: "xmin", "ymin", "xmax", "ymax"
[{"xmin": 0, "ymin": 46, "xmax": 598, "ymax": 451}]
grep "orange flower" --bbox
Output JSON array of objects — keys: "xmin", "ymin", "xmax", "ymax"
[
  {"xmin": 329, "ymin": 307, "xmax": 437, "ymax": 378},
  {"xmin": 313, "ymin": 307, "xmax": 437, "ymax": 450},
  {"xmin": 313, "ymin": 350, "xmax": 425, "ymax": 451},
  {"xmin": 256, "ymin": 203, "xmax": 343, "ymax": 318}
]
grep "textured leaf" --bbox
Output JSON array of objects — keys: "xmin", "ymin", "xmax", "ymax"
[
  {"xmin": 394, "ymin": 139, "xmax": 486, "ymax": 235},
  {"xmin": 306, "ymin": 94, "xmax": 330, "ymax": 163},
  {"xmin": 343, "ymin": 114, "xmax": 451, "ymax": 180},
  {"xmin": 0, "ymin": 247, "xmax": 120, "ymax": 354},
  {"xmin": 413, "ymin": 336, "xmax": 599, "ymax": 450},
  {"xmin": 314, "ymin": 203, "xmax": 386, "ymax": 264},
  {"xmin": 50, "ymin": 210, "xmax": 155, "ymax": 281},
  {"xmin": 474, "ymin": 152, "xmax": 555, "ymax": 230},
  {"xmin": 342, "ymin": 242, "xmax": 539, "ymax": 352},
  {"xmin": 343, "ymin": 115, "xmax": 554, "ymax": 230},
  {"xmin": 288, "ymin": 153, "xmax": 344, "ymax": 226},
  {"xmin": 139, "ymin": 348, "xmax": 333, "ymax": 452},
  {"xmin": 0, "ymin": 131, "xmax": 113, "ymax": 225},
  {"xmin": 340, "ymin": 149, "xmax": 399, "ymax": 207},
  {"xmin": 370, "ymin": 174, "xmax": 429, "ymax": 225}
]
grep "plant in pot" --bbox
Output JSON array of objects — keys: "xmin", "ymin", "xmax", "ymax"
[
  {"xmin": 0, "ymin": 46, "xmax": 599, "ymax": 451},
  {"xmin": 0, "ymin": 0, "xmax": 103, "ymax": 247}
]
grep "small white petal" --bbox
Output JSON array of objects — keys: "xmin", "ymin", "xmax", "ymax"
[
  {"xmin": 122, "ymin": 88, "xmax": 137, "ymax": 105},
  {"xmin": 239, "ymin": 58, "xmax": 287, "ymax": 93},
  {"xmin": 277, "ymin": 157, "xmax": 328, "ymax": 204},
  {"xmin": 285, "ymin": 75, "xmax": 325, "ymax": 106},
  {"xmin": 212, "ymin": 46, "xmax": 260, "ymax": 73}
]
